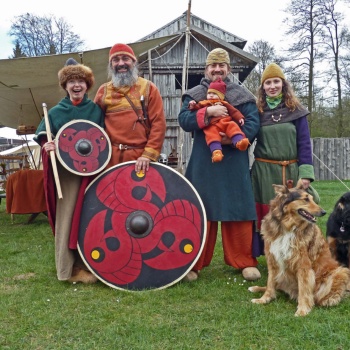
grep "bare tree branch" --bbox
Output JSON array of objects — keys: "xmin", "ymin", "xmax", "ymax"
[{"xmin": 9, "ymin": 13, "xmax": 84, "ymax": 57}]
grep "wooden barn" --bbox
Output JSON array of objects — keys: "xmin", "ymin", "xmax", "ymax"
[{"xmin": 135, "ymin": 10, "xmax": 259, "ymax": 172}]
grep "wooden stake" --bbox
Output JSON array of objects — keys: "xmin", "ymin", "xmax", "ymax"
[
  {"xmin": 42, "ymin": 103, "xmax": 63, "ymax": 199},
  {"xmin": 178, "ymin": 0, "xmax": 192, "ymax": 175}
]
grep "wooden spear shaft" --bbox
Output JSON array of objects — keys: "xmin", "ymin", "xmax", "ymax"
[{"xmin": 42, "ymin": 103, "xmax": 63, "ymax": 199}]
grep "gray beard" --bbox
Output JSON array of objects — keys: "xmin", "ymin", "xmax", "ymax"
[{"xmin": 110, "ymin": 66, "xmax": 139, "ymax": 88}]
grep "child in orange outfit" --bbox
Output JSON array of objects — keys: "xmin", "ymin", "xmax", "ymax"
[{"xmin": 188, "ymin": 78, "xmax": 250, "ymax": 162}]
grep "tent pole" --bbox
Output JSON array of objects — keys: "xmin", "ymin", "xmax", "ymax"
[{"xmin": 178, "ymin": 0, "xmax": 192, "ymax": 175}]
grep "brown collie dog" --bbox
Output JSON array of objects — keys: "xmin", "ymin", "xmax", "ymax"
[{"xmin": 249, "ymin": 181, "xmax": 350, "ymax": 317}]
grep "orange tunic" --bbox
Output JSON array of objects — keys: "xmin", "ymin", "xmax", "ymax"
[{"xmin": 94, "ymin": 77, "xmax": 166, "ymax": 167}]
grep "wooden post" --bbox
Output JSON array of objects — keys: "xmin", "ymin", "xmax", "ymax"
[
  {"xmin": 181, "ymin": 0, "xmax": 191, "ymax": 95},
  {"xmin": 42, "ymin": 103, "xmax": 63, "ymax": 199},
  {"xmin": 148, "ymin": 49, "xmax": 153, "ymax": 81},
  {"xmin": 178, "ymin": 0, "xmax": 192, "ymax": 175}
]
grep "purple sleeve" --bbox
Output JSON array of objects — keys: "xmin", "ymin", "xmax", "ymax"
[{"xmin": 295, "ymin": 116, "xmax": 313, "ymax": 165}]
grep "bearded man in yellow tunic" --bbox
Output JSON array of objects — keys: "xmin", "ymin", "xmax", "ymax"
[{"xmin": 94, "ymin": 43, "xmax": 166, "ymax": 174}]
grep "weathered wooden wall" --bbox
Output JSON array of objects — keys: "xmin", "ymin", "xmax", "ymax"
[
  {"xmin": 312, "ymin": 138, "xmax": 350, "ymax": 180},
  {"xmin": 149, "ymin": 73, "xmax": 192, "ymax": 171}
]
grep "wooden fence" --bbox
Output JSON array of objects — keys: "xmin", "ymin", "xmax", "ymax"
[{"xmin": 312, "ymin": 138, "xmax": 350, "ymax": 180}]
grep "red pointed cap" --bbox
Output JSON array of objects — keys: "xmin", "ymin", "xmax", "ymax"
[
  {"xmin": 109, "ymin": 43, "xmax": 136, "ymax": 62},
  {"xmin": 208, "ymin": 78, "xmax": 226, "ymax": 100}
]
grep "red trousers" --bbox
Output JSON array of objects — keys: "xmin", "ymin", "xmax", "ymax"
[{"xmin": 193, "ymin": 221, "xmax": 258, "ymax": 271}]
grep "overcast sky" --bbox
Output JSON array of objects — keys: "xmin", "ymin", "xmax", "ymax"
[{"xmin": 0, "ymin": 0, "xmax": 290, "ymax": 60}]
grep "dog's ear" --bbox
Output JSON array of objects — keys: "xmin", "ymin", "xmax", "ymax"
[
  {"xmin": 339, "ymin": 192, "xmax": 350, "ymax": 205},
  {"xmin": 273, "ymin": 184, "xmax": 288, "ymax": 195},
  {"xmin": 335, "ymin": 192, "xmax": 349, "ymax": 210},
  {"xmin": 337, "ymin": 198, "xmax": 345, "ymax": 211}
]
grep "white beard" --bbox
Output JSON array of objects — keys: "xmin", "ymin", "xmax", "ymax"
[{"xmin": 110, "ymin": 66, "xmax": 139, "ymax": 88}]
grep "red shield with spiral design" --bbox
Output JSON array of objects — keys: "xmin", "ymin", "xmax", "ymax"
[
  {"xmin": 77, "ymin": 161, "xmax": 207, "ymax": 291},
  {"xmin": 55, "ymin": 120, "xmax": 111, "ymax": 176}
]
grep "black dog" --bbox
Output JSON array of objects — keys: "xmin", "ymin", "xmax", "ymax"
[{"xmin": 326, "ymin": 192, "xmax": 350, "ymax": 267}]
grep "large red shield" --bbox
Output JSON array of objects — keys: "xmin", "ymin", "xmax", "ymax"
[
  {"xmin": 78, "ymin": 161, "xmax": 207, "ymax": 291},
  {"xmin": 55, "ymin": 120, "xmax": 111, "ymax": 176}
]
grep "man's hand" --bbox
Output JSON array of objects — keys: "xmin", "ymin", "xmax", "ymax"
[
  {"xmin": 207, "ymin": 104, "xmax": 228, "ymax": 117},
  {"xmin": 219, "ymin": 132, "xmax": 231, "ymax": 145},
  {"xmin": 300, "ymin": 178, "xmax": 311, "ymax": 189},
  {"xmin": 135, "ymin": 156, "xmax": 151, "ymax": 174},
  {"xmin": 188, "ymin": 100, "xmax": 196, "ymax": 110}
]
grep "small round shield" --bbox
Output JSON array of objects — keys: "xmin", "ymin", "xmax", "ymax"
[
  {"xmin": 55, "ymin": 120, "xmax": 111, "ymax": 176},
  {"xmin": 78, "ymin": 161, "xmax": 207, "ymax": 291}
]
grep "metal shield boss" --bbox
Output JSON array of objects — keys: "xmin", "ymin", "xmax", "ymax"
[
  {"xmin": 55, "ymin": 120, "xmax": 111, "ymax": 176},
  {"xmin": 78, "ymin": 161, "xmax": 207, "ymax": 291}
]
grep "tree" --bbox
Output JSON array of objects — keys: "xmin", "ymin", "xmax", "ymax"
[
  {"xmin": 244, "ymin": 40, "xmax": 280, "ymax": 95},
  {"xmin": 11, "ymin": 40, "xmax": 26, "ymax": 58},
  {"xmin": 281, "ymin": 0, "xmax": 336, "ymax": 137},
  {"xmin": 341, "ymin": 47, "xmax": 350, "ymax": 93},
  {"xmin": 248, "ymin": 40, "xmax": 280, "ymax": 74},
  {"xmin": 283, "ymin": 0, "xmax": 326, "ymax": 113},
  {"xmin": 9, "ymin": 13, "xmax": 85, "ymax": 58},
  {"xmin": 319, "ymin": 0, "xmax": 350, "ymax": 136}
]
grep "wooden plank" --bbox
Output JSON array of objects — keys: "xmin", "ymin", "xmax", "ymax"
[{"xmin": 312, "ymin": 138, "xmax": 350, "ymax": 181}]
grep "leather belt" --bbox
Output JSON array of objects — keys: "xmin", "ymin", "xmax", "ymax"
[
  {"xmin": 255, "ymin": 158, "xmax": 298, "ymax": 186},
  {"xmin": 113, "ymin": 143, "xmax": 146, "ymax": 150}
]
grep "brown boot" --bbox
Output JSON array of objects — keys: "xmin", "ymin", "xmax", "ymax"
[
  {"xmin": 182, "ymin": 270, "xmax": 199, "ymax": 282},
  {"xmin": 235, "ymin": 138, "xmax": 250, "ymax": 151},
  {"xmin": 68, "ymin": 267, "xmax": 98, "ymax": 284},
  {"xmin": 212, "ymin": 150, "xmax": 224, "ymax": 162},
  {"xmin": 242, "ymin": 267, "xmax": 261, "ymax": 281}
]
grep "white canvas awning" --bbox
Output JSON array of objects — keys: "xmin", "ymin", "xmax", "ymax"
[
  {"xmin": 0, "ymin": 127, "xmax": 34, "ymax": 140},
  {"xmin": 0, "ymin": 35, "xmax": 179, "ymax": 129},
  {"xmin": 0, "ymin": 140, "xmax": 41, "ymax": 169}
]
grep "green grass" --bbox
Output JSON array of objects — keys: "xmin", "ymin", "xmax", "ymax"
[{"xmin": 1, "ymin": 180, "xmax": 350, "ymax": 350}]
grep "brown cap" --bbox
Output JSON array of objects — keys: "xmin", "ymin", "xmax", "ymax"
[
  {"xmin": 261, "ymin": 63, "xmax": 285, "ymax": 83},
  {"xmin": 206, "ymin": 48, "xmax": 230, "ymax": 66},
  {"xmin": 58, "ymin": 58, "xmax": 95, "ymax": 91}
]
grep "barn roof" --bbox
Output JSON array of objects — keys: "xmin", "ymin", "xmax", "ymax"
[{"xmin": 137, "ymin": 11, "xmax": 259, "ymax": 82}]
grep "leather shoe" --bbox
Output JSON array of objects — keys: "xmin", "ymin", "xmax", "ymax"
[
  {"xmin": 242, "ymin": 267, "xmax": 261, "ymax": 281},
  {"xmin": 68, "ymin": 267, "xmax": 98, "ymax": 284},
  {"xmin": 183, "ymin": 270, "xmax": 198, "ymax": 282}
]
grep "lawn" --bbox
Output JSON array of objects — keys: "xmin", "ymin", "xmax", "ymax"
[{"xmin": 1, "ymin": 180, "xmax": 350, "ymax": 350}]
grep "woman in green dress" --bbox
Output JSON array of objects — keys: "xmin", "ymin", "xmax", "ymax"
[{"xmin": 251, "ymin": 63, "xmax": 318, "ymax": 257}]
